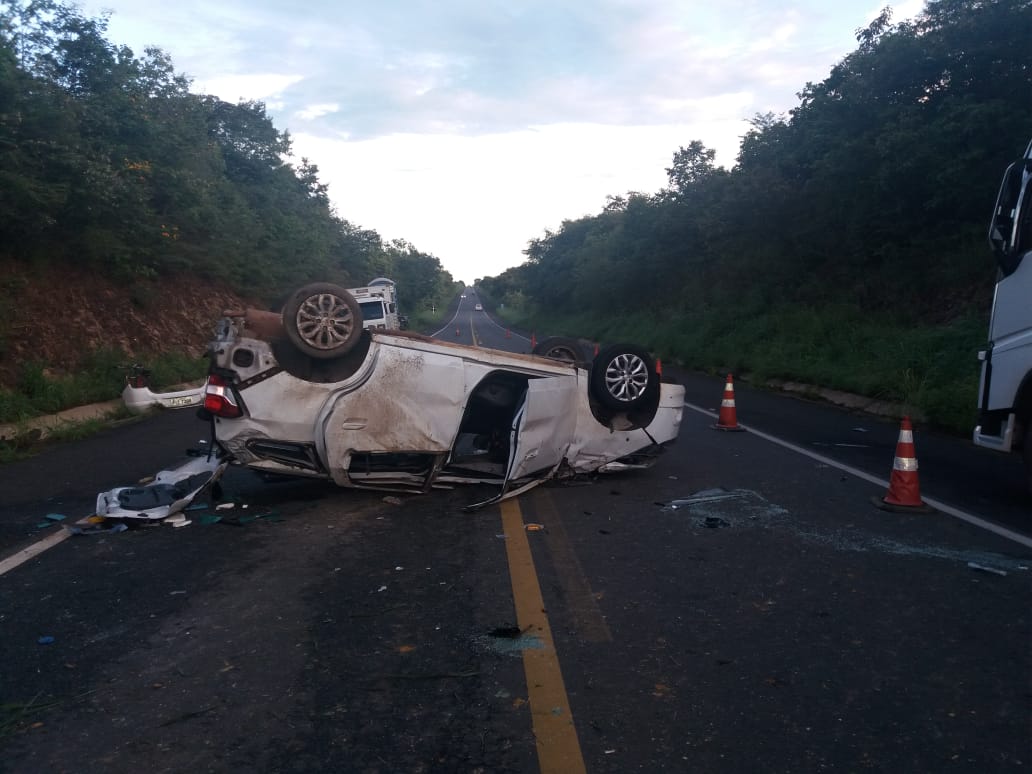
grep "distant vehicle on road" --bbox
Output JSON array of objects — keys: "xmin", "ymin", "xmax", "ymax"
[
  {"xmin": 201, "ymin": 283, "xmax": 684, "ymax": 508},
  {"xmin": 347, "ymin": 277, "xmax": 400, "ymax": 330},
  {"xmin": 474, "ymin": 303, "xmax": 483, "ymax": 311},
  {"xmin": 974, "ymin": 137, "xmax": 1032, "ymax": 492}
]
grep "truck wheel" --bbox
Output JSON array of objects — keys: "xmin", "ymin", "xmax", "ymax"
[
  {"xmin": 590, "ymin": 344, "xmax": 659, "ymax": 412},
  {"xmin": 282, "ymin": 283, "xmax": 363, "ymax": 359},
  {"xmin": 532, "ymin": 336, "xmax": 588, "ymax": 363}
]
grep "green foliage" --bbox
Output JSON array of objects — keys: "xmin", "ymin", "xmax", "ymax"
[
  {"xmin": 483, "ymin": 0, "xmax": 1030, "ymax": 436},
  {"xmin": 0, "ymin": 347, "xmax": 208, "ymax": 424},
  {"xmin": 0, "ymin": 0, "xmax": 453, "ymax": 303}
]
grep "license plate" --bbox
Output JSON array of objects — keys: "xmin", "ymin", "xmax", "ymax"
[{"xmin": 166, "ymin": 395, "xmax": 198, "ymax": 408}]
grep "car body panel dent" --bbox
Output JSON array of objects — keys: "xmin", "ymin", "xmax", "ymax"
[
  {"xmin": 321, "ymin": 347, "xmax": 467, "ymax": 484},
  {"xmin": 505, "ymin": 376, "xmax": 577, "ymax": 482}
]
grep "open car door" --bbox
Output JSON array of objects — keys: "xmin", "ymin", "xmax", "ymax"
[{"xmin": 466, "ymin": 376, "xmax": 578, "ymax": 509}]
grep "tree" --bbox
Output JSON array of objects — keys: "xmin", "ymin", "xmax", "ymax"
[{"xmin": 663, "ymin": 140, "xmax": 719, "ymax": 197}]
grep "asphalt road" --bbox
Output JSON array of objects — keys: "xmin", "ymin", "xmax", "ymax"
[{"xmin": 0, "ymin": 294, "xmax": 1029, "ymax": 773}]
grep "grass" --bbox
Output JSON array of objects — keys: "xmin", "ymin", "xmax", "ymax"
[
  {"xmin": 495, "ymin": 301, "xmax": 987, "ymax": 435},
  {"xmin": 0, "ymin": 348, "xmax": 208, "ymax": 424}
]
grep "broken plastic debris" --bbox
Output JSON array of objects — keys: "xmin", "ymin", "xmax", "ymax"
[
  {"xmin": 525, "ymin": 523, "xmax": 545, "ymax": 531},
  {"xmin": 95, "ymin": 456, "xmax": 226, "ymax": 521},
  {"xmin": 665, "ymin": 488, "xmax": 748, "ymax": 510},
  {"xmin": 377, "ymin": 585, "xmax": 388, "ymax": 593},
  {"xmin": 44, "ymin": 513, "xmax": 65, "ymax": 522},
  {"xmin": 215, "ymin": 502, "xmax": 236, "ymax": 511},
  {"xmin": 66, "ymin": 522, "xmax": 128, "ymax": 536},
  {"xmin": 968, "ymin": 562, "xmax": 1007, "ymax": 576}
]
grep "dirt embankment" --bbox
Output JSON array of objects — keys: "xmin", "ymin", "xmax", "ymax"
[{"xmin": 0, "ymin": 261, "xmax": 259, "ymax": 389}]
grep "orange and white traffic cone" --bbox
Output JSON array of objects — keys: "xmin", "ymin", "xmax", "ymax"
[
  {"xmin": 713, "ymin": 374, "xmax": 745, "ymax": 432},
  {"xmin": 874, "ymin": 416, "xmax": 934, "ymax": 513}
]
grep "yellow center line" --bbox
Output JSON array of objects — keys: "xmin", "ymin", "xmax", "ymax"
[{"xmin": 500, "ymin": 498, "xmax": 587, "ymax": 774}]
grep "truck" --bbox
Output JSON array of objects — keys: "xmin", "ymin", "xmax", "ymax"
[
  {"xmin": 974, "ymin": 137, "xmax": 1032, "ymax": 492},
  {"xmin": 348, "ymin": 277, "xmax": 401, "ymax": 330}
]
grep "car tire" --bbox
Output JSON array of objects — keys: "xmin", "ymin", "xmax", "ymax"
[
  {"xmin": 532, "ymin": 336, "xmax": 588, "ymax": 363},
  {"xmin": 590, "ymin": 344, "xmax": 659, "ymax": 411},
  {"xmin": 281, "ymin": 283, "xmax": 363, "ymax": 359}
]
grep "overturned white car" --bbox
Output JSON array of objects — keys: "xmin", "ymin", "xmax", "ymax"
[{"xmin": 200, "ymin": 283, "xmax": 684, "ymax": 508}]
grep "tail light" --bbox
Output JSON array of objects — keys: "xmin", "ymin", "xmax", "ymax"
[{"xmin": 203, "ymin": 374, "xmax": 242, "ymax": 418}]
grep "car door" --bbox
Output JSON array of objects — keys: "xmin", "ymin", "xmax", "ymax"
[
  {"xmin": 505, "ymin": 376, "xmax": 578, "ymax": 483},
  {"xmin": 464, "ymin": 375, "xmax": 579, "ymax": 510}
]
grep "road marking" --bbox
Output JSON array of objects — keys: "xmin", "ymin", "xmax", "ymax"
[
  {"xmin": 531, "ymin": 490, "xmax": 611, "ymax": 643},
  {"xmin": 684, "ymin": 401, "xmax": 1032, "ymax": 550},
  {"xmin": 500, "ymin": 498, "xmax": 587, "ymax": 774},
  {"xmin": 0, "ymin": 528, "xmax": 71, "ymax": 577},
  {"xmin": 478, "ymin": 307, "xmax": 531, "ymax": 342}
]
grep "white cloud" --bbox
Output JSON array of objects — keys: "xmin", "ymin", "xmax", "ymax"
[
  {"xmin": 193, "ymin": 73, "xmax": 304, "ymax": 103},
  {"xmin": 294, "ymin": 103, "xmax": 340, "ymax": 121},
  {"xmin": 78, "ymin": 0, "xmax": 920, "ymax": 282}
]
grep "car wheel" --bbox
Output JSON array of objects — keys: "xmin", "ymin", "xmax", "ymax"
[
  {"xmin": 282, "ymin": 283, "xmax": 363, "ymax": 359},
  {"xmin": 532, "ymin": 336, "xmax": 588, "ymax": 363},
  {"xmin": 590, "ymin": 344, "xmax": 658, "ymax": 411}
]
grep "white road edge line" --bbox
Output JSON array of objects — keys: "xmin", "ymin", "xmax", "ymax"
[
  {"xmin": 0, "ymin": 527, "xmax": 72, "ymax": 577},
  {"xmin": 479, "ymin": 309, "xmax": 531, "ymax": 342},
  {"xmin": 684, "ymin": 401, "xmax": 1032, "ymax": 550}
]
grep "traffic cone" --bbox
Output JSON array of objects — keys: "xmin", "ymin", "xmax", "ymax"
[
  {"xmin": 656, "ymin": 358, "xmax": 662, "ymax": 376},
  {"xmin": 874, "ymin": 417, "xmax": 934, "ymax": 513},
  {"xmin": 713, "ymin": 374, "xmax": 745, "ymax": 432},
  {"xmin": 594, "ymin": 342, "xmax": 599, "ymax": 357},
  {"xmin": 530, "ymin": 332, "xmax": 537, "ymax": 349}
]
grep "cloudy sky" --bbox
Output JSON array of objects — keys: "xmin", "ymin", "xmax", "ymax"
[{"xmin": 79, "ymin": 0, "xmax": 922, "ymax": 283}]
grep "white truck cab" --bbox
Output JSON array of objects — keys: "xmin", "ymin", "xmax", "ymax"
[
  {"xmin": 974, "ymin": 138, "xmax": 1032, "ymax": 490},
  {"xmin": 348, "ymin": 277, "xmax": 400, "ymax": 330}
]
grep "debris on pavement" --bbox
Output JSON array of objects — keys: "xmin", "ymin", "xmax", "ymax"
[
  {"xmin": 35, "ymin": 512, "xmax": 67, "ymax": 529},
  {"xmin": 968, "ymin": 561, "xmax": 1008, "ymax": 577},
  {"xmin": 37, "ymin": 636, "xmax": 55, "ymax": 645},
  {"xmin": 65, "ymin": 521, "xmax": 128, "ymax": 536},
  {"xmin": 665, "ymin": 488, "xmax": 745, "ymax": 509},
  {"xmin": 94, "ymin": 455, "xmax": 226, "ymax": 521},
  {"xmin": 382, "ymin": 496, "xmax": 403, "ymax": 506},
  {"xmin": 525, "ymin": 523, "xmax": 545, "ymax": 531}
]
